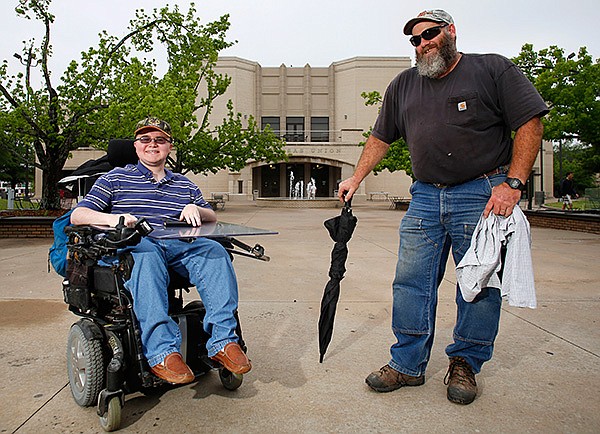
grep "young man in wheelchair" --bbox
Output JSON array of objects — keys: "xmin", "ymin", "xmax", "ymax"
[{"xmin": 70, "ymin": 116, "xmax": 251, "ymax": 384}]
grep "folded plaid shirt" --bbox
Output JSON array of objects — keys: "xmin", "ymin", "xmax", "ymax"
[{"xmin": 456, "ymin": 207, "xmax": 536, "ymax": 308}]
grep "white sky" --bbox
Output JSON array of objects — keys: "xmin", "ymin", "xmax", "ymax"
[{"xmin": 1, "ymin": 0, "xmax": 599, "ymax": 79}]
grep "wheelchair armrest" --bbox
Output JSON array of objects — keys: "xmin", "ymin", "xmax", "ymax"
[{"xmin": 66, "ymin": 218, "xmax": 153, "ymax": 259}]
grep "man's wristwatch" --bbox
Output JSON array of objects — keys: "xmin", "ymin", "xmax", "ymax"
[{"xmin": 504, "ymin": 177, "xmax": 526, "ymax": 191}]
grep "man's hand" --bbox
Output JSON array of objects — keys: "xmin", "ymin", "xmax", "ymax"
[
  {"xmin": 483, "ymin": 182, "xmax": 522, "ymax": 218},
  {"xmin": 180, "ymin": 204, "xmax": 203, "ymax": 227},
  {"xmin": 337, "ymin": 176, "xmax": 361, "ymax": 202},
  {"xmin": 114, "ymin": 214, "xmax": 138, "ymax": 227}
]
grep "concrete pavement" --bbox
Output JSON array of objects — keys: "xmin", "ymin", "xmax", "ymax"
[{"xmin": 1, "ymin": 202, "xmax": 599, "ymax": 433}]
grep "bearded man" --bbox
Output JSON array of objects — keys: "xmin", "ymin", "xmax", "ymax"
[{"xmin": 337, "ymin": 10, "xmax": 548, "ymax": 404}]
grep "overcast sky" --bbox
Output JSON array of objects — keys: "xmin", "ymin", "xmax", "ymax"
[{"xmin": 1, "ymin": 0, "xmax": 599, "ymax": 79}]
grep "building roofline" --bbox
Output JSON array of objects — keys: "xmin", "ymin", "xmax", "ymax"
[{"xmin": 217, "ymin": 55, "xmax": 411, "ymax": 69}]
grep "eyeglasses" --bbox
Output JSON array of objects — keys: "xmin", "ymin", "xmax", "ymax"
[
  {"xmin": 409, "ymin": 24, "xmax": 448, "ymax": 47},
  {"xmin": 135, "ymin": 136, "xmax": 172, "ymax": 145}
]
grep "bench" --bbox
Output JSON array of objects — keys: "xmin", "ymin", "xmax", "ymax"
[
  {"xmin": 388, "ymin": 196, "xmax": 411, "ymax": 210},
  {"xmin": 368, "ymin": 191, "xmax": 390, "ymax": 201},
  {"xmin": 208, "ymin": 193, "xmax": 226, "ymax": 211},
  {"xmin": 15, "ymin": 197, "xmax": 41, "ymax": 210}
]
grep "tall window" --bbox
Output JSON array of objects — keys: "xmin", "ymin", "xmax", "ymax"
[
  {"xmin": 311, "ymin": 117, "xmax": 329, "ymax": 142},
  {"xmin": 261, "ymin": 117, "xmax": 280, "ymax": 136},
  {"xmin": 285, "ymin": 117, "xmax": 305, "ymax": 142}
]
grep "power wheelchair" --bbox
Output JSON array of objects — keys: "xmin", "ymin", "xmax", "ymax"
[
  {"xmin": 62, "ymin": 216, "xmax": 271, "ymax": 431},
  {"xmin": 59, "ymin": 139, "xmax": 272, "ymax": 431}
]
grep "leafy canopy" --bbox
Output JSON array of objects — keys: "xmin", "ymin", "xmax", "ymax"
[
  {"xmin": 513, "ymin": 44, "xmax": 600, "ymax": 190},
  {"xmin": 0, "ymin": 1, "xmax": 286, "ymax": 209},
  {"xmin": 512, "ymin": 44, "xmax": 600, "ymax": 149},
  {"xmin": 359, "ymin": 90, "xmax": 413, "ymax": 178}
]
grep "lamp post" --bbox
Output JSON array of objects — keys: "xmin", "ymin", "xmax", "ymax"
[
  {"xmin": 557, "ymin": 53, "xmax": 576, "ymax": 187},
  {"xmin": 13, "ymin": 46, "xmax": 40, "ymax": 199},
  {"xmin": 530, "ymin": 52, "xmax": 576, "ymax": 200},
  {"xmin": 559, "ymin": 139, "xmax": 563, "ymax": 183}
]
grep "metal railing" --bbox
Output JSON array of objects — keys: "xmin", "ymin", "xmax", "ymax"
[{"xmin": 280, "ymin": 130, "xmax": 333, "ymax": 143}]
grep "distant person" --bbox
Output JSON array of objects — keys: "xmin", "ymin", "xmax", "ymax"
[
  {"xmin": 338, "ymin": 9, "xmax": 548, "ymax": 405},
  {"xmin": 560, "ymin": 172, "xmax": 578, "ymax": 210},
  {"xmin": 71, "ymin": 117, "xmax": 251, "ymax": 384}
]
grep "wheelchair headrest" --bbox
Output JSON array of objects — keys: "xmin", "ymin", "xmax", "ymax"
[{"xmin": 107, "ymin": 139, "xmax": 138, "ymax": 167}]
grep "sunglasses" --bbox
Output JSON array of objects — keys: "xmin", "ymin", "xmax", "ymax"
[
  {"xmin": 135, "ymin": 136, "xmax": 172, "ymax": 145},
  {"xmin": 409, "ymin": 24, "xmax": 448, "ymax": 47}
]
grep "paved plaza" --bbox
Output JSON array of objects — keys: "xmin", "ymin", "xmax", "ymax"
[{"xmin": 1, "ymin": 202, "xmax": 599, "ymax": 433}]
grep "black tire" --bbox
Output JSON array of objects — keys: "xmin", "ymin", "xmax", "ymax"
[
  {"xmin": 219, "ymin": 368, "xmax": 243, "ymax": 391},
  {"xmin": 66, "ymin": 322, "xmax": 105, "ymax": 407},
  {"xmin": 99, "ymin": 396, "xmax": 122, "ymax": 432}
]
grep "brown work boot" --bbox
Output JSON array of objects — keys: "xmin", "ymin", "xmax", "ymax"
[
  {"xmin": 365, "ymin": 365, "xmax": 425, "ymax": 392},
  {"xmin": 444, "ymin": 356, "xmax": 478, "ymax": 405},
  {"xmin": 150, "ymin": 352, "xmax": 194, "ymax": 385},
  {"xmin": 211, "ymin": 342, "xmax": 252, "ymax": 375}
]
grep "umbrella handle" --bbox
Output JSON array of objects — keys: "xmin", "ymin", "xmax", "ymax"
[{"xmin": 342, "ymin": 193, "xmax": 352, "ymax": 209}]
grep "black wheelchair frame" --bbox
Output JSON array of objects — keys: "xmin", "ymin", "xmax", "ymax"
[{"xmin": 62, "ymin": 217, "xmax": 266, "ymax": 431}]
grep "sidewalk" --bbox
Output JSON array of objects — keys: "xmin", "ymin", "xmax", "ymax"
[{"xmin": 1, "ymin": 202, "xmax": 599, "ymax": 433}]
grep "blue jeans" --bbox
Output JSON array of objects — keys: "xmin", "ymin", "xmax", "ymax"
[
  {"xmin": 121, "ymin": 237, "xmax": 240, "ymax": 367},
  {"xmin": 388, "ymin": 174, "xmax": 505, "ymax": 377}
]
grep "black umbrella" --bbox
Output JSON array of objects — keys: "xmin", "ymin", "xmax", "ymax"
[{"xmin": 318, "ymin": 200, "xmax": 357, "ymax": 362}]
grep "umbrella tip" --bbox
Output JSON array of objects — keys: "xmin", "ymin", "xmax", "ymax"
[{"xmin": 319, "ymin": 354, "xmax": 324, "ymax": 363}]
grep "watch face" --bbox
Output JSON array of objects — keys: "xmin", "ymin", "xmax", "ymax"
[{"xmin": 506, "ymin": 178, "xmax": 523, "ymax": 190}]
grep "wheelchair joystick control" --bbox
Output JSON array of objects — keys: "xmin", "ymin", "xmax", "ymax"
[{"xmin": 135, "ymin": 218, "xmax": 154, "ymax": 236}]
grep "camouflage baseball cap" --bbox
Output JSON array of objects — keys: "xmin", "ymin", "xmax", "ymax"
[
  {"xmin": 403, "ymin": 9, "xmax": 454, "ymax": 35},
  {"xmin": 134, "ymin": 116, "xmax": 172, "ymax": 137}
]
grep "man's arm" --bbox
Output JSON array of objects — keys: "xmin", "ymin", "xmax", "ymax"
[
  {"xmin": 337, "ymin": 134, "xmax": 390, "ymax": 201},
  {"xmin": 484, "ymin": 116, "xmax": 544, "ymax": 218},
  {"xmin": 70, "ymin": 206, "xmax": 138, "ymax": 227}
]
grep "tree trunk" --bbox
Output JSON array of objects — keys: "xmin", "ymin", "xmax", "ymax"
[
  {"xmin": 39, "ymin": 142, "xmax": 69, "ymax": 210},
  {"xmin": 40, "ymin": 166, "xmax": 63, "ymax": 210}
]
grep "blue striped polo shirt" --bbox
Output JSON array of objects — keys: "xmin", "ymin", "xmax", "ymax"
[{"xmin": 76, "ymin": 161, "xmax": 211, "ymax": 226}]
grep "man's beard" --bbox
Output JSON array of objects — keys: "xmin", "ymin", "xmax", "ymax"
[{"xmin": 415, "ymin": 32, "xmax": 458, "ymax": 79}]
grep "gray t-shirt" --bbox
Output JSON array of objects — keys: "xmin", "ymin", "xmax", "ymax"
[{"xmin": 372, "ymin": 53, "xmax": 549, "ymax": 185}]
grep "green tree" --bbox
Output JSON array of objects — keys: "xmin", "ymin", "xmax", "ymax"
[
  {"xmin": 360, "ymin": 91, "xmax": 413, "ymax": 178},
  {"xmin": 553, "ymin": 141, "xmax": 596, "ymax": 195},
  {"xmin": 512, "ymin": 44, "xmax": 600, "ymax": 190},
  {"xmin": 0, "ymin": 1, "xmax": 285, "ymax": 209},
  {"xmin": 0, "ymin": 109, "xmax": 34, "ymax": 193}
]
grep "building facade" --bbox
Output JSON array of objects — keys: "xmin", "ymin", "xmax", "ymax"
[
  {"xmin": 192, "ymin": 56, "xmax": 414, "ymax": 202},
  {"xmin": 51, "ymin": 56, "xmax": 553, "ymax": 203}
]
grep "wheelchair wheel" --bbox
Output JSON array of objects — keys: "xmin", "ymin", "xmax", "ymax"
[
  {"xmin": 66, "ymin": 322, "xmax": 105, "ymax": 407},
  {"xmin": 219, "ymin": 368, "xmax": 243, "ymax": 391},
  {"xmin": 99, "ymin": 396, "xmax": 122, "ymax": 432}
]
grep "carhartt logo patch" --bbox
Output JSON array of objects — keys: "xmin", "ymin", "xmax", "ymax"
[{"xmin": 457, "ymin": 101, "xmax": 467, "ymax": 111}]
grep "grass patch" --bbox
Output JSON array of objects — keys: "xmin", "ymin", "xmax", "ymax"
[
  {"xmin": 0, "ymin": 198, "xmax": 67, "ymax": 217},
  {"xmin": 0, "ymin": 198, "xmax": 38, "ymax": 210},
  {"xmin": 544, "ymin": 199, "xmax": 594, "ymax": 211}
]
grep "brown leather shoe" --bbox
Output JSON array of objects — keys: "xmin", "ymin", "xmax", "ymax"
[
  {"xmin": 150, "ymin": 352, "xmax": 194, "ymax": 385},
  {"xmin": 211, "ymin": 342, "xmax": 251, "ymax": 374},
  {"xmin": 365, "ymin": 365, "xmax": 425, "ymax": 392},
  {"xmin": 444, "ymin": 356, "xmax": 478, "ymax": 405}
]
